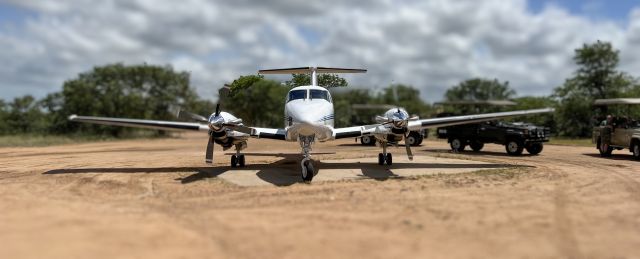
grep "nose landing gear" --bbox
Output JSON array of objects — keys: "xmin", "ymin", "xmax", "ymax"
[
  {"xmin": 230, "ymin": 143, "xmax": 246, "ymax": 167},
  {"xmin": 377, "ymin": 141, "xmax": 393, "ymax": 165},
  {"xmin": 299, "ymin": 135, "xmax": 315, "ymax": 182}
]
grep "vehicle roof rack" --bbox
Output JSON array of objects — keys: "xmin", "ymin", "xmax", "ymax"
[
  {"xmin": 593, "ymin": 98, "xmax": 640, "ymax": 106},
  {"xmin": 434, "ymin": 100, "xmax": 517, "ymax": 106}
]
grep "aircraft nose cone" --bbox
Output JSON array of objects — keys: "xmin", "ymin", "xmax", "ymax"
[
  {"xmin": 289, "ymin": 109, "xmax": 316, "ymax": 125},
  {"xmin": 208, "ymin": 114, "xmax": 225, "ymax": 131}
]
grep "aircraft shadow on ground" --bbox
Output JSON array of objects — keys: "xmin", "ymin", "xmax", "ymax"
[{"xmin": 43, "ymin": 154, "xmax": 523, "ymax": 187}]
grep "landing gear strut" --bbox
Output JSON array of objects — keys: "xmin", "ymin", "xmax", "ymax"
[
  {"xmin": 230, "ymin": 143, "xmax": 245, "ymax": 167},
  {"xmin": 300, "ymin": 135, "xmax": 315, "ymax": 182},
  {"xmin": 378, "ymin": 141, "xmax": 393, "ymax": 165}
]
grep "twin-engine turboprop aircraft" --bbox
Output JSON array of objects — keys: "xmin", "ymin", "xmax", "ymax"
[{"xmin": 69, "ymin": 66, "xmax": 554, "ymax": 182}]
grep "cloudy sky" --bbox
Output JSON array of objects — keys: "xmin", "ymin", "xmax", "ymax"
[{"xmin": 1, "ymin": 0, "xmax": 639, "ymax": 102}]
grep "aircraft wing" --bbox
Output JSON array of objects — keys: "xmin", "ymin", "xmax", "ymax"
[
  {"xmin": 68, "ymin": 115, "xmax": 210, "ymax": 132},
  {"xmin": 333, "ymin": 124, "xmax": 379, "ymax": 139},
  {"xmin": 407, "ymin": 108, "xmax": 554, "ymax": 130},
  {"xmin": 250, "ymin": 127, "xmax": 287, "ymax": 140}
]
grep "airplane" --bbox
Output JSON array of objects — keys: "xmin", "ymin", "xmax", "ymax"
[{"xmin": 69, "ymin": 66, "xmax": 554, "ymax": 182}]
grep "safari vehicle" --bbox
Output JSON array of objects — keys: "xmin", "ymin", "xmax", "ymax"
[
  {"xmin": 434, "ymin": 100, "xmax": 550, "ymax": 155},
  {"xmin": 591, "ymin": 98, "xmax": 640, "ymax": 160},
  {"xmin": 437, "ymin": 120, "xmax": 550, "ymax": 155}
]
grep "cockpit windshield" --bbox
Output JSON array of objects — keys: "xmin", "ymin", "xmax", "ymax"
[
  {"xmin": 288, "ymin": 90, "xmax": 307, "ymax": 102},
  {"xmin": 310, "ymin": 89, "xmax": 330, "ymax": 102}
]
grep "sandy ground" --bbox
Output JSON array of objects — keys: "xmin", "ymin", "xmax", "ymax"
[{"xmin": 1, "ymin": 132, "xmax": 639, "ymax": 259}]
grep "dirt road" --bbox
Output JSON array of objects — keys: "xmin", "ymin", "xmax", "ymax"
[{"xmin": 1, "ymin": 133, "xmax": 639, "ymax": 258}]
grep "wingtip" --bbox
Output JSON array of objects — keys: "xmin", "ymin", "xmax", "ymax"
[{"xmin": 68, "ymin": 114, "xmax": 77, "ymax": 121}]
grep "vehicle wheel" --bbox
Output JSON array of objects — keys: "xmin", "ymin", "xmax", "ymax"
[
  {"xmin": 450, "ymin": 138, "xmax": 465, "ymax": 152},
  {"xmin": 231, "ymin": 155, "xmax": 237, "ymax": 167},
  {"xmin": 470, "ymin": 141, "xmax": 484, "ymax": 152},
  {"xmin": 238, "ymin": 154, "xmax": 246, "ymax": 167},
  {"xmin": 632, "ymin": 142, "xmax": 640, "ymax": 160},
  {"xmin": 378, "ymin": 153, "xmax": 384, "ymax": 165},
  {"xmin": 526, "ymin": 143, "xmax": 543, "ymax": 155},
  {"xmin": 386, "ymin": 153, "xmax": 393, "ymax": 165},
  {"xmin": 598, "ymin": 138, "xmax": 613, "ymax": 157},
  {"xmin": 302, "ymin": 160, "xmax": 314, "ymax": 182},
  {"xmin": 406, "ymin": 134, "xmax": 417, "ymax": 146},
  {"xmin": 505, "ymin": 139, "xmax": 524, "ymax": 156},
  {"xmin": 360, "ymin": 136, "xmax": 374, "ymax": 146},
  {"xmin": 407, "ymin": 132, "xmax": 422, "ymax": 146},
  {"xmin": 416, "ymin": 135, "xmax": 424, "ymax": 145}
]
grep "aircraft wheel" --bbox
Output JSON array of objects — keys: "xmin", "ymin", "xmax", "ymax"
[
  {"xmin": 505, "ymin": 139, "xmax": 524, "ymax": 156},
  {"xmin": 302, "ymin": 160, "xmax": 314, "ymax": 182},
  {"xmin": 231, "ymin": 155, "xmax": 237, "ymax": 167},
  {"xmin": 378, "ymin": 153, "xmax": 385, "ymax": 165},
  {"xmin": 386, "ymin": 153, "xmax": 393, "ymax": 165},
  {"xmin": 238, "ymin": 154, "xmax": 246, "ymax": 167}
]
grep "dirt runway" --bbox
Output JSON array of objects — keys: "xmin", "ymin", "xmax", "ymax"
[{"xmin": 1, "ymin": 133, "xmax": 639, "ymax": 258}]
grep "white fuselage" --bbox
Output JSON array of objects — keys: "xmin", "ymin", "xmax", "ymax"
[{"xmin": 283, "ymin": 85, "xmax": 334, "ymax": 141}]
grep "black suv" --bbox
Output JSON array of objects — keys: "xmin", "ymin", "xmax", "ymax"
[{"xmin": 437, "ymin": 121, "xmax": 550, "ymax": 155}]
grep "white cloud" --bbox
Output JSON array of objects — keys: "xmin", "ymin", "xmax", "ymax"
[{"xmin": 0, "ymin": 0, "xmax": 639, "ymax": 103}]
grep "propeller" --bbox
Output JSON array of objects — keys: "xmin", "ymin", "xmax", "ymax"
[
  {"xmin": 403, "ymin": 131, "xmax": 414, "ymax": 161},
  {"xmin": 205, "ymin": 133, "xmax": 214, "ymax": 164},
  {"xmin": 204, "ymin": 104, "xmax": 222, "ymax": 164}
]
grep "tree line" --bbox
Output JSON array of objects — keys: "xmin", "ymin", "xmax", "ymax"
[{"xmin": 1, "ymin": 40, "xmax": 639, "ymax": 138}]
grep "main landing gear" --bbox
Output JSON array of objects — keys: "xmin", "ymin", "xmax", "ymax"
[
  {"xmin": 377, "ymin": 141, "xmax": 393, "ymax": 165},
  {"xmin": 230, "ymin": 143, "xmax": 246, "ymax": 167},
  {"xmin": 300, "ymin": 135, "xmax": 315, "ymax": 182}
]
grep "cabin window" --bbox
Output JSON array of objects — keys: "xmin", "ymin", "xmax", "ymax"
[
  {"xmin": 310, "ymin": 89, "xmax": 330, "ymax": 102},
  {"xmin": 288, "ymin": 90, "xmax": 307, "ymax": 102}
]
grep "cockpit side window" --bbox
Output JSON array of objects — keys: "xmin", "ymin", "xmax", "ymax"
[
  {"xmin": 310, "ymin": 89, "xmax": 331, "ymax": 102},
  {"xmin": 287, "ymin": 90, "xmax": 307, "ymax": 102}
]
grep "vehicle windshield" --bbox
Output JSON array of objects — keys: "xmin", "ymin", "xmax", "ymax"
[
  {"xmin": 288, "ymin": 90, "xmax": 307, "ymax": 102},
  {"xmin": 310, "ymin": 89, "xmax": 330, "ymax": 102}
]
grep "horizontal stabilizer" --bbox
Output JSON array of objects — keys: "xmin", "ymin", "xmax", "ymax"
[{"xmin": 259, "ymin": 67, "xmax": 366, "ymax": 74}]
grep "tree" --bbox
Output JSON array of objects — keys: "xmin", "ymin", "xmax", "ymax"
[
  {"xmin": 554, "ymin": 41, "xmax": 635, "ymax": 137},
  {"xmin": 512, "ymin": 96, "xmax": 558, "ymax": 132},
  {"xmin": 0, "ymin": 99, "xmax": 7, "ymax": 134},
  {"xmin": 444, "ymin": 78, "xmax": 515, "ymax": 114},
  {"xmin": 332, "ymin": 89, "xmax": 376, "ymax": 127},
  {"xmin": 377, "ymin": 84, "xmax": 431, "ymax": 116},
  {"xmin": 225, "ymin": 76, "xmax": 289, "ymax": 128},
  {"xmin": 5, "ymin": 95, "xmax": 48, "ymax": 134},
  {"xmin": 572, "ymin": 40, "xmax": 632, "ymax": 99},
  {"xmin": 446, "ymin": 78, "xmax": 515, "ymax": 101},
  {"xmin": 285, "ymin": 74, "xmax": 348, "ymax": 88},
  {"xmin": 45, "ymin": 63, "xmax": 207, "ymax": 136}
]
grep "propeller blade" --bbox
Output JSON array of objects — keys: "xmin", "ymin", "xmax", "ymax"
[
  {"xmin": 215, "ymin": 103, "xmax": 221, "ymax": 117},
  {"xmin": 205, "ymin": 134, "xmax": 214, "ymax": 164},
  {"xmin": 404, "ymin": 132, "xmax": 414, "ymax": 161},
  {"xmin": 178, "ymin": 110, "xmax": 208, "ymax": 123}
]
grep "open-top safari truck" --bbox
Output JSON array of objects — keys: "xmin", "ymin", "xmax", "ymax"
[{"xmin": 592, "ymin": 98, "xmax": 640, "ymax": 159}]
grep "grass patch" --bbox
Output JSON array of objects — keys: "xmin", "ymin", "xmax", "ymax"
[
  {"xmin": 548, "ymin": 137, "xmax": 593, "ymax": 147},
  {"xmin": 0, "ymin": 132, "xmax": 175, "ymax": 147}
]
